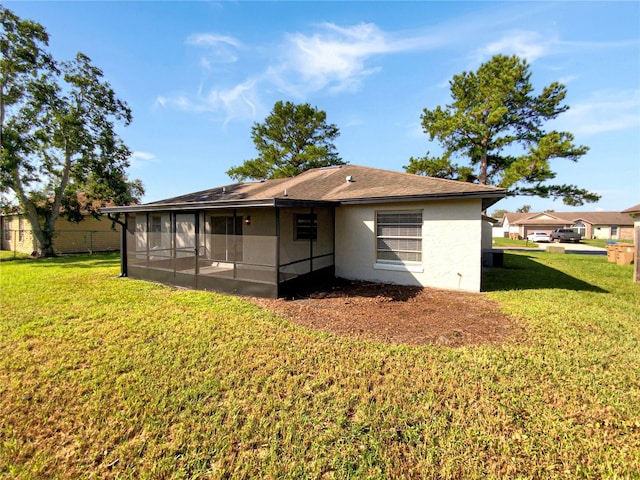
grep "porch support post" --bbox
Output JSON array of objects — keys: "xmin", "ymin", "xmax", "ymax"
[
  {"xmin": 275, "ymin": 207, "xmax": 280, "ymax": 292},
  {"xmin": 309, "ymin": 206, "xmax": 314, "ymax": 273},
  {"xmin": 121, "ymin": 214, "xmax": 128, "ymax": 277},
  {"xmin": 232, "ymin": 209, "xmax": 237, "ymax": 279},
  {"xmin": 172, "ymin": 212, "xmax": 177, "ymax": 276},
  {"xmin": 107, "ymin": 213, "xmax": 128, "ymax": 277},
  {"xmin": 194, "ymin": 212, "xmax": 200, "ymax": 279}
]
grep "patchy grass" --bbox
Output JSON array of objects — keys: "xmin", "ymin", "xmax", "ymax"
[{"xmin": 1, "ymin": 252, "xmax": 639, "ymax": 479}]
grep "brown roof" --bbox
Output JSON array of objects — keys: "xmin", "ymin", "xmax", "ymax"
[
  {"xmin": 622, "ymin": 204, "xmax": 640, "ymax": 215},
  {"xmin": 105, "ymin": 165, "xmax": 506, "ymax": 212},
  {"xmin": 505, "ymin": 211, "xmax": 634, "ymax": 226}
]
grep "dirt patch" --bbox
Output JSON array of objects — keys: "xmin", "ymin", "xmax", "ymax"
[{"xmin": 251, "ymin": 280, "xmax": 517, "ymax": 347}]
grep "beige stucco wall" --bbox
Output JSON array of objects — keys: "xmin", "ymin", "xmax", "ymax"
[
  {"xmin": 335, "ymin": 199, "xmax": 483, "ymax": 292},
  {"xmin": 1, "ymin": 214, "xmax": 119, "ymax": 254}
]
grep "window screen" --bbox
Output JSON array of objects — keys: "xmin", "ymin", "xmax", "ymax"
[{"xmin": 376, "ymin": 211, "xmax": 422, "ymax": 263}]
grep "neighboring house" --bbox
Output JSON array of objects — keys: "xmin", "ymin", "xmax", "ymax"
[
  {"xmin": 103, "ymin": 165, "xmax": 506, "ymax": 298},
  {"xmin": 0, "ymin": 213, "xmax": 120, "ymax": 255},
  {"xmin": 502, "ymin": 211, "xmax": 635, "ymax": 241}
]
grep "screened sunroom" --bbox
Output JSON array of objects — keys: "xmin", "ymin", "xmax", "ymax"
[{"xmin": 117, "ymin": 203, "xmax": 335, "ymax": 298}]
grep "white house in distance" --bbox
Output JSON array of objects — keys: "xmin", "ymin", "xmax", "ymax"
[{"xmin": 103, "ymin": 165, "xmax": 506, "ymax": 298}]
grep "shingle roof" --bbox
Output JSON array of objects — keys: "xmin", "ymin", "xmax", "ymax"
[
  {"xmin": 622, "ymin": 204, "xmax": 640, "ymax": 215},
  {"xmin": 106, "ymin": 165, "xmax": 506, "ymax": 212}
]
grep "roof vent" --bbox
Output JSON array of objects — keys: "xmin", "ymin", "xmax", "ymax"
[
  {"xmin": 283, "ymin": 189, "xmax": 288, "ymax": 197},
  {"xmin": 346, "ymin": 175, "xmax": 353, "ymax": 183},
  {"xmin": 222, "ymin": 187, "xmax": 226, "ymax": 193}
]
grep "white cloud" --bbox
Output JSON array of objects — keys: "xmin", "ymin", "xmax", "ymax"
[
  {"xmin": 476, "ymin": 30, "xmax": 553, "ymax": 63},
  {"xmin": 557, "ymin": 89, "xmax": 640, "ymax": 136},
  {"xmin": 276, "ymin": 22, "xmax": 436, "ymax": 95},
  {"xmin": 186, "ymin": 33, "xmax": 240, "ymax": 48},
  {"xmin": 186, "ymin": 32, "xmax": 241, "ymax": 68},
  {"xmin": 130, "ymin": 151, "xmax": 160, "ymax": 168}
]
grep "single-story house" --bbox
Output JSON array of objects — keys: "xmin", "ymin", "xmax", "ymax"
[
  {"xmin": 0, "ymin": 213, "xmax": 120, "ymax": 255},
  {"xmin": 102, "ymin": 165, "xmax": 506, "ymax": 298},
  {"xmin": 502, "ymin": 211, "xmax": 635, "ymax": 241}
]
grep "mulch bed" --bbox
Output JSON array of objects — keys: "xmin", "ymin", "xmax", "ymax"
[{"xmin": 251, "ymin": 279, "xmax": 517, "ymax": 347}]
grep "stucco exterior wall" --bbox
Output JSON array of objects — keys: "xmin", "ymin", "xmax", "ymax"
[
  {"xmin": 1, "ymin": 214, "xmax": 119, "ymax": 254},
  {"xmin": 335, "ymin": 199, "xmax": 483, "ymax": 292}
]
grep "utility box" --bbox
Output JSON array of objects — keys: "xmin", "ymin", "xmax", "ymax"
[
  {"xmin": 483, "ymin": 249, "xmax": 504, "ymax": 267},
  {"xmin": 606, "ymin": 243, "xmax": 618, "ymax": 263},
  {"xmin": 616, "ymin": 244, "xmax": 635, "ymax": 266}
]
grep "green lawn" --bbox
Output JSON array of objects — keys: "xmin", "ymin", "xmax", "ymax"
[{"xmin": 1, "ymin": 252, "xmax": 639, "ymax": 479}]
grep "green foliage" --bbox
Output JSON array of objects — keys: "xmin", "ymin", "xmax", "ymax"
[
  {"xmin": 516, "ymin": 204, "xmax": 531, "ymax": 213},
  {"xmin": 1, "ymin": 252, "xmax": 639, "ymax": 478},
  {"xmin": 490, "ymin": 208, "xmax": 508, "ymax": 219},
  {"xmin": 227, "ymin": 100, "xmax": 345, "ymax": 181},
  {"xmin": 411, "ymin": 54, "xmax": 599, "ymax": 206},
  {"xmin": 0, "ymin": 7, "xmax": 143, "ymax": 256}
]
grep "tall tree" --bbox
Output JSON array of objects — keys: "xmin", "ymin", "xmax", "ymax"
[
  {"xmin": 227, "ymin": 100, "xmax": 344, "ymax": 181},
  {"xmin": 406, "ymin": 54, "xmax": 599, "ymax": 206},
  {"xmin": 1, "ymin": 7, "xmax": 143, "ymax": 256}
]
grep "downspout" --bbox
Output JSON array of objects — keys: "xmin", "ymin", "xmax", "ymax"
[{"xmin": 107, "ymin": 213, "xmax": 128, "ymax": 277}]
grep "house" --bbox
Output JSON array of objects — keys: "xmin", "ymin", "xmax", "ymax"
[
  {"xmin": 502, "ymin": 211, "xmax": 635, "ymax": 241},
  {"xmin": 102, "ymin": 165, "xmax": 506, "ymax": 298},
  {"xmin": 621, "ymin": 204, "xmax": 640, "ymax": 282},
  {"xmin": 1, "ymin": 213, "xmax": 120, "ymax": 255}
]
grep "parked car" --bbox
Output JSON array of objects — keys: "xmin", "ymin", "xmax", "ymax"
[
  {"xmin": 550, "ymin": 228, "xmax": 581, "ymax": 243},
  {"xmin": 526, "ymin": 232, "xmax": 551, "ymax": 243}
]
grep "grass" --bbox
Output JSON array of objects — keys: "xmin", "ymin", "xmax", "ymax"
[
  {"xmin": 582, "ymin": 238, "xmax": 634, "ymax": 249},
  {"xmin": 1, "ymin": 252, "xmax": 639, "ymax": 479},
  {"xmin": 491, "ymin": 237, "xmax": 539, "ymax": 248}
]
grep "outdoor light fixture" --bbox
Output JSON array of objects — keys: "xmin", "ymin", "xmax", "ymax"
[{"xmin": 245, "ymin": 216, "xmax": 251, "ymax": 225}]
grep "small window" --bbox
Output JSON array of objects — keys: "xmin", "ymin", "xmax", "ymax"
[
  {"xmin": 295, "ymin": 214, "xmax": 317, "ymax": 241},
  {"xmin": 150, "ymin": 216, "xmax": 162, "ymax": 233},
  {"xmin": 376, "ymin": 211, "xmax": 422, "ymax": 264},
  {"xmin": 611, "ymin": 225, "xmax": 618, "ymax": 237}
]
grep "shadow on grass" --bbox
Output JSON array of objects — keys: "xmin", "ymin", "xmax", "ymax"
[
  {"xmin": 482, "ymin": 252, "xmax": 608, "ymax": 293},
  {"xmin": 0, "ymin": 252, "xmax": 119, "ymax": 268}
]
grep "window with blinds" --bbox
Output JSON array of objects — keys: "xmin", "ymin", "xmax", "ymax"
[
  {"xmin": 295, "ymin": 213, "xmax": 317, "ymax": 240},
  {"xmin": 376, "ymin": 211, "xmax": 422, "ymax": 263}
]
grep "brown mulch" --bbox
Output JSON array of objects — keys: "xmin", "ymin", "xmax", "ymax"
[{"xmin": 251, "ymin": 280, "xmax": 517, "ymax": 347}]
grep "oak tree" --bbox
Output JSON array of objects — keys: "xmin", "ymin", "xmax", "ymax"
[
  {"xmin": 406, "ymin": 54, "xmax": 599, "ymax": 206},
  {"xmin": 227, "ymin": 100, "xmax": 344, "ymax": 181},
  {"xmin": 1, "ymin": 7, "xmax": 143, "ymax": 256}
]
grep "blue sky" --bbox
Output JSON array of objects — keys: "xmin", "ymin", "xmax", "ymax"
[{"xmin": 7, "ymin": 1, "xmax": 640, "ymax": 214}]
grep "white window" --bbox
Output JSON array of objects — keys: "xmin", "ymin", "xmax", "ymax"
[
  {"xmin": 376, "ymin": 211, "xmax": 422, "ymax": 264},
  {"xmin": 572, "ymin": 221, "xmax": 586, "ymax": 238}
]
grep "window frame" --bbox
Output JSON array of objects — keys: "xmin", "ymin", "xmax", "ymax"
[
  {"xmin": 374, "ymin": 210, "xmax": 423, "ymax": 268},
  {"xmin": 294, "ymin": 213, "xmax": 317, "ymax": 241}
]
